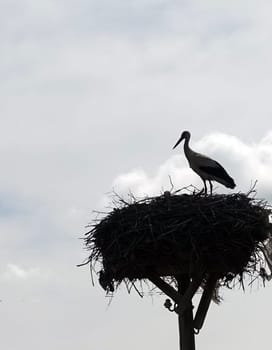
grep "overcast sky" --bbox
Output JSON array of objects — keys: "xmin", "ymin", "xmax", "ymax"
[{"xmin": 1, "ymin": 0, "xmax": 272, "ymax": 349}]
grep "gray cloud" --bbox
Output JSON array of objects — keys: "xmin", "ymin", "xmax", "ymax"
[{"xmin": 1, "ymin": 1, "xmax": 272, "ymax": 349}]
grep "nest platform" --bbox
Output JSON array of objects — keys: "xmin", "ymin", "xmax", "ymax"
[{"xmin": 83, "ymin": 190, "xmax": 272, "ymax": 293}]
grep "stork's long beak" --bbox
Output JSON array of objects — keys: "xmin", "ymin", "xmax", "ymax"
[{"xmin": 173, "ymin": 136, "xmax": 183, "ymax": 149}]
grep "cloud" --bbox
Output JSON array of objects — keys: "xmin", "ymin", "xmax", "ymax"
[
  {"xmin": 1, "ymin": 1, "xmax": 272, "ymax": 349},
  {"xmin": 112, "ymin": 132, "xmax": 272, "ymax": 200},
  {"xmin": 4, "ymin": 264, "xmax": 40, "ymax": 280},
  {"xmin": 2, "ymin": 0, "xmax": 272, "ymax": 160}
]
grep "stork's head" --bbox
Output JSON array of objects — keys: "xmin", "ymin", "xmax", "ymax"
[{"xmin": 173, "ymin": 131, "xmax": 191, "ymax": 149}]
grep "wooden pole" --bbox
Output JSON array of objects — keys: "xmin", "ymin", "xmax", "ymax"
[
  {"xmin": 194, "ymin": 275, "xmax": 217, "ymax": 332},
  {"xmin": 177, "ymin": 275, "xmax": 196, "ymax": 350},
  {"xmin": 175, "ymin": 273, "xmax": 203, "ymax": 315}
]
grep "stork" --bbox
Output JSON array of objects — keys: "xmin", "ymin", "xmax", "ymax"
[{"xmin": 173, "ymin": 131, "xmax": 236, "ymax": 194}]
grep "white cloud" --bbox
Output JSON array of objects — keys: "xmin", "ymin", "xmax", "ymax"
[
  {"xmin": 112, "ymin": 132, "xmax": 272, "ymax": 200},
  {"xmin": 4, "ymin": 264, "xmax": 40, "ymax": 280}
]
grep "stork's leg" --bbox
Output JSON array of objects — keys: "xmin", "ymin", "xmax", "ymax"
[
  {"xmin": 208, "ymin": 180, "xmax": 213, "ymax": 195},
  {"xmin": 203, "ymin": 180, "xmax": 207, "ymax": 195}
]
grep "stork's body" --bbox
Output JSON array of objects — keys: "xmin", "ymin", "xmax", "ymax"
[{"xmin": 173, "ymin": 131, "xmax": 236, "ymax": 194}]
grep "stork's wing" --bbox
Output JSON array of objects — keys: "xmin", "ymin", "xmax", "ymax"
[
  {"xmin": 199, "ymin": 161, "xmax": 231, "ymax": 179},
  {"xmin": 192, "ymin": 152, "xmax": 227, "ymax": 172},
  {"xmin": 199, "ymin": 160, "xmax": 236, "ymax": 188},
  {"xmin": 187, "ymin": 150, "xmax": 235, "ymax": 188}
]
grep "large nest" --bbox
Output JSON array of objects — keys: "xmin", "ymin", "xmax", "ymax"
[{"xmin": 83, "ymin": 190, "xmax": 272, "ymax": 293}]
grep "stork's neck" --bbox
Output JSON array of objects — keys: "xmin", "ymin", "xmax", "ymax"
[{"xmin": 183, "ymin": 137, "xmax": 191, "ymax": 158}]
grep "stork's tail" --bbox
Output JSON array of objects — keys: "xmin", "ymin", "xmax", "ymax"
[{"xmin": 225, "ymin": 177, "xmax": 236, "ymax": 189}]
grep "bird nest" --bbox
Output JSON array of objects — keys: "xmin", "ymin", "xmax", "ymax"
[{"xmin": 82, "ymin": 189, "xmax": 272, "ymax": 294}]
